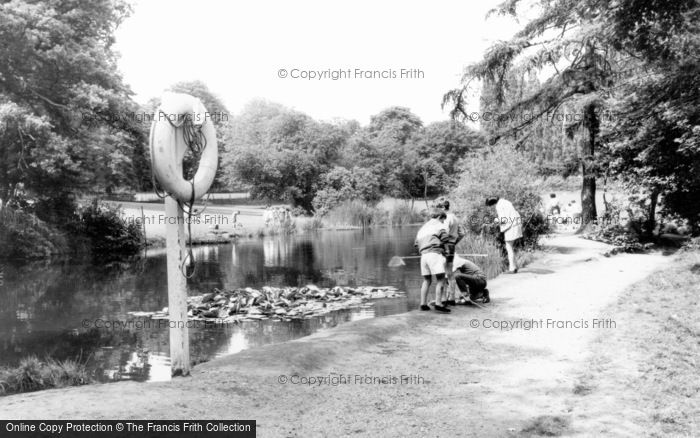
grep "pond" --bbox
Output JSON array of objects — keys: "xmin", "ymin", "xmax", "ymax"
[{"xmin": 0, "ymin": 227, "xmax": 424, "ymax": 382}]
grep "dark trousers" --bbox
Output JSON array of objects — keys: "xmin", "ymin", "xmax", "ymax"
[{"xmin": 454, "ymin": 273, "xmax": 487, "ymax": 300}]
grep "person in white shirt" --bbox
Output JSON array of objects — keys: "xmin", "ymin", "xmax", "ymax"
[{"xmin": 486, "ymin": 196, "xmax": 522, "ymax": 273}]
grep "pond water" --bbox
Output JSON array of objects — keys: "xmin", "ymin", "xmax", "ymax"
[{"xmin": 0, "ymin": 227, "xmax": 424, "ymax": 382}]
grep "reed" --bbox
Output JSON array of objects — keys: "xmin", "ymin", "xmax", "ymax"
[
  {"xmin": 320, "ymin": 200, "xmax": 423, "ymax": 229},
  {"xmin": 0, "ymin": 356, "xmax": 91, "ymax": 396},
  {"xmin": 456, "ymin": 232, "xmax": 505, "ymax": 279}
]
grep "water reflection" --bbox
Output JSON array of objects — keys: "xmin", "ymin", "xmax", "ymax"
[{"xmin": 0, "ymin": 228, "xmax": 422, "ymax": 382}]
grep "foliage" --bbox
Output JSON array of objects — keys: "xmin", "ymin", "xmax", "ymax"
[
  {"xmin": 443, "ymin": 0, "xmax": 630, "ymax": 228},
  {"xmin": 224, "ymin": 101, "xmax": 484, "ymax": 212},
  {"xmin": 368, "ymin": 106, "xmax": 423, "ymax": 147},
  {"xmin": 445, "ymin": 0, "xmax": 700, "ymax": 234},
  {"xmin": 225, "ymin": 102, "xmax": 346, "ymax": 211},
  {"xmin": 312, "ymin": 167, "xmax": 381, "ymax": 215},
  {"xmin": 0, "ymin": 0, "xmax": 147, "ymax": 206},
  {"xmin": 233, "ymin": 148, "xmax": 325, "ymax": 212},
  {"xmin": 603, "ymin": 1, "xmax": 700, "ymax": 234},
  {"xmin": 263, "ymin": 219, "xmax": 297, "ymax": 236},
  {"xmin": 0, "ymin": 356, "xmax": 91, "ymax": 396},
  {"xmin": 0, "ymin": 206, "xmax": 69, "ymax": 259},
  {"xmin": 450, "ymin": 145, "xmax": 549, "ymax": 249},
  {"xmin": 301, "ymin": 216, "xmax": 325, "ymax": 232},
  {"xmin": 68, "ymin": 201, "xmax": 144, "ymax": 260},
  {"xmin": 415, "ymin": 120, "xmax": 485, "ymax": 176},
  {"xmin": 582, "ymin": 224, "xmax": 649, "ymax": 255}
]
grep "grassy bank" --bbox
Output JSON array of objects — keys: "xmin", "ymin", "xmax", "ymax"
[
  {"xmin": 0, "ymin": 357, "xmax": 92, "ymax": 396},
  {"xmin": 568, "ymin": 248, "xmax": 700, "ymax": 436}
]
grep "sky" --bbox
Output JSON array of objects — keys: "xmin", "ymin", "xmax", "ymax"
[{"xmin": 114, "ymin": 0, "xmax": 528, "ymax": 124}]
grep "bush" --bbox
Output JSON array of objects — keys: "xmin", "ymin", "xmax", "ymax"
[
  {"xmin": 301, "ymin": 216, "xmax": 324, "ymax": 232},
  {"xmin": 582, "ymin": 223, "xmax": 649, "ymax": 254},
  {"xmin": 312, "ymin": 167, "xmax": 381, "ymax": 215},
  {"xmin": 0, "ymin": 207, "xmax": 68, "ymax": 259},
  {"xmin": 264, "ymin": 218, "xmax": 297, "ymax": 236},
  {"xmin": 450, "ymin": 145, "xmax": 550, "ymax": 250},
  {"xmin": 70, "ymin": 200, "xmax": 144, "ymax": 259}
]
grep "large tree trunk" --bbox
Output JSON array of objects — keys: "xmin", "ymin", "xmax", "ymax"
[
  {"xmin": 578, "ymin": 104, "xmax": 598, "ymax": 232},
  {"xmin": 644, "ymin": 189, "xmax": 659, "ymax": 237},
  {"xmin": 580, "ymin": 164, "xmax": 597, "ymax": 228}
]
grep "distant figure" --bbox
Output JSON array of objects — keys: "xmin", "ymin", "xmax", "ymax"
[
  {"xmin": 414, "ymin": 209, "xmax": 451, "ymax": 313},
  {"xmin": 263, "ymin": 206, "xmax": 292, "ymax": 228},
  {"xmin": 486, "ymin": 196, "xmax": 522, "ymax": 273},
  {"xmin": 232, "ymin": 210, "xmax": 240, "ymax": 227},
  {"xmin": 263, "ymin": 207, "xmax": 274, "ymax": 227},
  {"xmin": 453, "ymin": 255, "xmax": 489, "ymax": 303},
  {"xmin": 548, "ymin": 193, "xmax": 561, "ymax": 215}
]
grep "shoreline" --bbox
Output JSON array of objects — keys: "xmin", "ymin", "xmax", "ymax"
[{"xmin": 1, "ymin": 235, "xmax": 687, "ymax": 436}]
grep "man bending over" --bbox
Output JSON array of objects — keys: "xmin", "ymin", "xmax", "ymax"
[{"xmin": 453, "ymin": 255, "xmax": 490, "ymax": 304}]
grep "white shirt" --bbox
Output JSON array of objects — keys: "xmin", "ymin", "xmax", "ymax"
[{"xmin": 496, "ymin": 199, "xmax": 521, "ymax": 232}]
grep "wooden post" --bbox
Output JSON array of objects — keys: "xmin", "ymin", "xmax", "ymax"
[{"xmin": 165, "ymin": 196, "xmax": 190, "ymax": 376}]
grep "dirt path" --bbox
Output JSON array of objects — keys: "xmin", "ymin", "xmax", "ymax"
[{"xmin": 0, "ymin": 235, "xmax": 673, "ymax": 437}]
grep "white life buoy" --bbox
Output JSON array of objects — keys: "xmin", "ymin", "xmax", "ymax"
[{"xmin": 149, "ymin": 92, "xmax": 218, "ymax": 202}]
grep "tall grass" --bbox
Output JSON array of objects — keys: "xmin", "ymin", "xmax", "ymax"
[
  {"xmin": 386, "ymin": 203, "xmax": 423, "ymax": 226},
  {"xmin": 301, "ymin": 216, "xmax": 324, "ymax": 232},
  {"xmin": 456, "ymin": 232, "xmax": 505, "ymax": 279},
  {"xmin": 0, "ymin": 356, "xmax": 92, "ymax": 396},
  {"xmin": 319, "ymin": 200, "xmax": 423, "ymax": 229},
  {"xmin": 324, "ymin": 200, "xmax": 379, "ymax": 228}
]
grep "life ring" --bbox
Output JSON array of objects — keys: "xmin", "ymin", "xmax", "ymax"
[{"xmin": 149, "ymin": 92, "xmax": 218, "ymax": 202}]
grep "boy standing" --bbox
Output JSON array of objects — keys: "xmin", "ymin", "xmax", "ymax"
[{"xmin": 414, "ymin": 209, "xmax": 451, "ymax": 313}]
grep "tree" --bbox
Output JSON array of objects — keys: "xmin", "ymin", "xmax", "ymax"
[
  {"xmin": 0, "ymin": 102, "xmax": 61, "ymax": 204},
  {"xmin": 391, "ymin": 152, "xmax": 447, "ymax": 206},
  {"xmin": 414, "ymin": 121, "xmax": 485, "ymax": 177},
  {"xmin": 0, "ymin": 0, "xmax": 145, "ymax": 215},
  {"xmin": 368, "ymin": 106, "xmax": 423, "ymax": 146},
  {"xmin": 444, "ymin": 0, "xmax": 625, "ymax": 229},
  {"xmin": 225, "ymin": 102, "xmax": 349, "ymax": 211},
  {"xmin": 603, "ymin": 0, "xmax": 700, "ymax": 234},
  {"xmin": 312, "ymin": 166, "xmax": 381, "ymax": 215}
]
